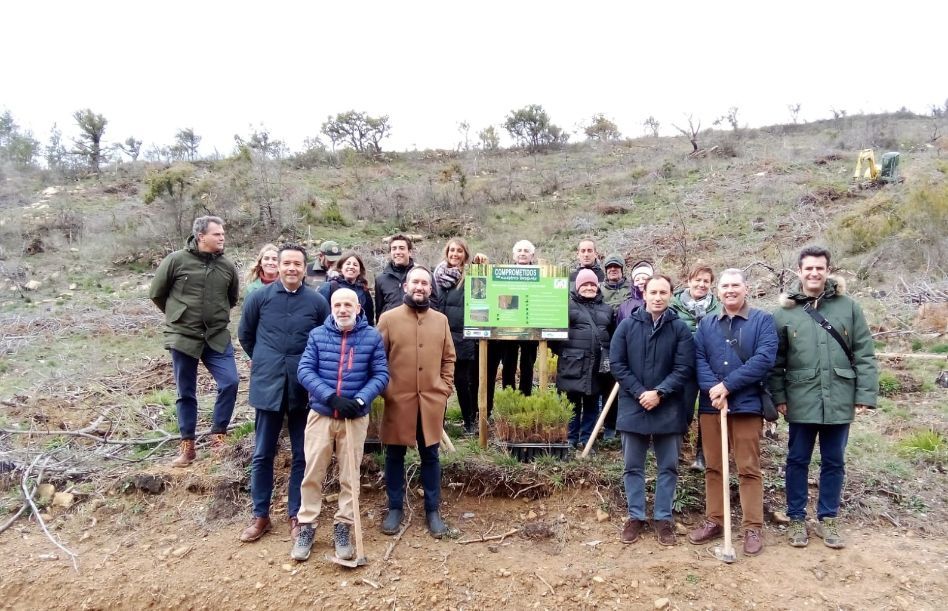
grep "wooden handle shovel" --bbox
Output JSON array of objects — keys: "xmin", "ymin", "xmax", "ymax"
[
  {"xmin": 712, "ymin": 404, "xmax": 736, "ymax": 563},
  {"xmin": 581, "ymin": 383, "xmax": 620, "ymax": 458}
]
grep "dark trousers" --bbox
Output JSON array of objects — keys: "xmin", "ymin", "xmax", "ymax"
[
  {"xmin": 250, "ymin": 396, "xmax": 307, "ymax": 518},
  {"xmin": 170, "ymin": 344, "xmax": 239, "ymax": 439},
  {"xmin": 622, "ymin": 432, "xmax": 682, "ymax": 521},
  {"xmin": 567, "ymin": 392, "xmax": 599, "ymax": 446},
  {"xmin": 385, "ymin": 415, "xmax": 441, "ymax": 514},
  {"xmin": 486, "ymin": 341, "xmax": 538, "ymax": 413},
  {"xmin": 786, "ymin": 422, "xmax": 850, "ymax": 521},
  {"xmin": 502, "ymin": 341, "xmax": 538, "ymax": 394},
  {"xmin": 454, "ymin": 359, "xmax": 479, "ymax": 429}
]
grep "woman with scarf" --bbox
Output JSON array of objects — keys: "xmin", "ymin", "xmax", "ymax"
[
  {"xmin": 244, "ymin": 243, "xmax": 280, "ymax": 297},
  {"xmin": 669, "ymin": 262, "xmax": 722, "ymax": 470},
  {"xmin": 433, "ymin": 238, "xmax": 487, "ymax": 434},
  {"xmin": 317, "ymin": 251, "xmax": 376, "ymax": 326}
]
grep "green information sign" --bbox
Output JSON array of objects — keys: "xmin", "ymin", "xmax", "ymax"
[{"xmin": 463, "ymin": 264, "xmax": 570, "ymax": 340}]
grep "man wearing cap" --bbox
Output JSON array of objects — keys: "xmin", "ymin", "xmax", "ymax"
[
  {"xmin": 601, "ymin": 255, "xmax": 631, "ymax": 313},
  {"xmin": 568, "ymin": 238, "xmax": 605, "ymax": 283},
  {"xmin": 305, "ymin": 240, "xmax": 343, "ymax": 289}
]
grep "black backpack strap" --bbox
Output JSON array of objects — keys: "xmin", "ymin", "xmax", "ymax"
[
  {"xmin": 802, "ymin": 302, "xmax": 856, "ymax": 367},
  {"xmin": 719, "ymin": 317, "xmax": 752, "ymax": 364}
]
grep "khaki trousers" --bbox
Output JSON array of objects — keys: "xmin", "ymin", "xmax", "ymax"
[
  {"xmin": 296, "ymin": 412, "xmax": 368, "ymax": 526},
  {"xmin": 699, "ymin": 412, "xmax": 764, "ymax": 530}
]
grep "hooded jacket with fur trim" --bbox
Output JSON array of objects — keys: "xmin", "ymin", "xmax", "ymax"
[{"xmin": 767, "ymin": 276, "xmax": 878, "ymax": 424}]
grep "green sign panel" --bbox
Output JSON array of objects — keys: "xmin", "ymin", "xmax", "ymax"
[{"xmin": 463, "ymin": 264, "xmax": 570, "ymax": 340}]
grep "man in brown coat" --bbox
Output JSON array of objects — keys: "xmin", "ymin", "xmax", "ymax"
[{"xmin": 377, "ymin": 266, "xmax": 456, "ymax": 538}]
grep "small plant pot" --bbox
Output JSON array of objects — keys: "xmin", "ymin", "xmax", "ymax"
[{"xmin": 499, "ymin": 442, "xmax": 572, "ymax": 463}]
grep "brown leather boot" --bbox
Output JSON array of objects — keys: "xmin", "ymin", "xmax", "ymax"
[
  {"xmin": 209, "ymin": 433, "xmax": 227, "ymax": 457},
  {"xmin": 239, "ymin": 517, "xmax": 272, "ymax": 542},
  {"xmin": 171, "ymin": 439, "xmax": 196, "ymax": 468}
]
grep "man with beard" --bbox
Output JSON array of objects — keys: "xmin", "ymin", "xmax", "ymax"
[{"xmin": 377, "ymin": 267, "xmax": 456, "ymax": 538}]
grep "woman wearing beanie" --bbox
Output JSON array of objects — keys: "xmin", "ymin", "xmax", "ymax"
[
  {"xmin": 433, "ymin": 238, "xmax": 487, "ymax": 435},
  {"xmin": 616, "ymin": 260, "xmax": 653, "ymax": 325},
  {"xmin": 553, "ymin": 268, "xmax": 615, "ymax": 448}
]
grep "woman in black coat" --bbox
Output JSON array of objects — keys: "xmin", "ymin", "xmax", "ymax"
[
  {"xmin": 433, "ymin": 238, "xmax": 486, "ymax": 434},
  {"xmin": 554, "ymin": 269, "xmax": 614, "ymax": 447}
]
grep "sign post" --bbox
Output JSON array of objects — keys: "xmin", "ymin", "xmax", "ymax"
[{"xmin": 464, "ymin": 264, "xmax": 570, "ymax": 448}]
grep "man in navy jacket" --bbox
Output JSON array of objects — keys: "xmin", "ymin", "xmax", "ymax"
[
  {"xmin": 610, "ymin": 274, "xmax": 695, "ymax": 547},
  {"xmin": 688, "ymin": 268, "xmax": 777, "ymax": 557},
  {"xmin": 237, "ymin": 244, "xmax": 330, "ymax": 544}
]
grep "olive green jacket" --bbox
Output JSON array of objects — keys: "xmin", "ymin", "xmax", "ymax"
[
  {"xmin": 768, "ymin": 277, "xmax": 878, "ymax": 424},
  {"xmin": 149, "ymin": 236, "xmax": 240, "ymax": 358}
]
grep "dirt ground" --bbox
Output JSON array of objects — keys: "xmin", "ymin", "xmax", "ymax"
[{"xmin": 1, "ymin": 459, "xmax": 945, "ymax": 611}]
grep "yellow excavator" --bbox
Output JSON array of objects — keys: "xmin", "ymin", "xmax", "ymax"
[{"xmin": 852, "ymin": 149, "xmax": 901, "ymax": 186}]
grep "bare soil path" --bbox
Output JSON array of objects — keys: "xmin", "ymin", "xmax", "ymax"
[{"xmin": 1, "ymin": 481, "xmax": 944, "ymax": 610}]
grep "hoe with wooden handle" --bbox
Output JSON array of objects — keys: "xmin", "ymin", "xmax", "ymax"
[{"xmin": 712, "ymin": 404, "xmax": 737, "ymax": 563}]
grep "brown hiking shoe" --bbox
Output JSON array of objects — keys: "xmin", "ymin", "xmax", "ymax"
[
  {"xmin": 210, "ymin": 433, "xmax": 227, "ymax": 456},
  {"xmin": 289, "ymin": 517, "xmax": 300, "ymax": 540},
  {"xmin": 239, "ymin": 517, "xmax": 272, "ymax": 542},
  {"xmin": 621, "ymin": 518, "xmax": 647, "ymax": 544},
  {"xmin": 171, "ymin": 439, "xmax": 196, "ymax": 468},
  {"xmin": 655, "ymin": 520, "xmax": 677, "ymax": 546},
  {"xmin": 743, "ymin": 528, "xmax": 764, "ymax": 556},
  {"xmin": 688, "ymin": 519, "xmax": 723, "ymax": 545}
]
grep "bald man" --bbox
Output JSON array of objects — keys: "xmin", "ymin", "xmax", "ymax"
[{"xmin": 292, "ymin": 288, "xmax": 389, "ymax": 562}]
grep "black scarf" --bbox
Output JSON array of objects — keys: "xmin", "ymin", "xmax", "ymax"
[{"xmin": 403, "ymin": 293, "xmax": 430, "ymax": 312}]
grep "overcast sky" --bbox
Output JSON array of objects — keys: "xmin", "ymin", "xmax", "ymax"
[{"xmin": 3, "ymin": 1, "xmax": 944, "ymax": 156}]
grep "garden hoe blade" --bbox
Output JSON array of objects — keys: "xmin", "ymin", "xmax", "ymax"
[{"xmin": 327, "ymin": 554, "xmax": 367, "ymax": 568}]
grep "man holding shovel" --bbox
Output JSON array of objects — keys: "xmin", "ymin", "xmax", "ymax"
[
  {"xmin": 688, "ymin": 269, "xmax": 778, "ymax": 557},
  {"xmin": 292, "ymin": 288, "xmax": 389, "ymax": 562}
]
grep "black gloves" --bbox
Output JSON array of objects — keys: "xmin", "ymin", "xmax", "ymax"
[{"xmin": 328, "ymin": 394, "xmax": 363, "ymax": 419}]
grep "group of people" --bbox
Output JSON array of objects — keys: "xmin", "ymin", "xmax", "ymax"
[{"xmin": 150, "ymin": 216, "xmax": 878, "ymax": 563}]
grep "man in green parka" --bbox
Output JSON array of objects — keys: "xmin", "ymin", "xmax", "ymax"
[
  {"xmin": 150, "ymin": 216, "xmax": 240, "ymax": 467},
  {"xmin": 769, "ymin": 246, "xmax": 877, "ymax": 549}
]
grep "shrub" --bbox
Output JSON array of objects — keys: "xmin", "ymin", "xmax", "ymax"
[
  {"xmin": 878, "ymin": 370, "xmax": 901, "ymax": 397},
  {"xmin": 829, "ymin": 197, "xmax": 904, "ymax": 255},
  {"xmin": 493, "ymin": 388, "xmax": 573, "ymax": 443},
  {"xmin": 898, "ymin": 429, "xmax": 947, "ymax": 466}
]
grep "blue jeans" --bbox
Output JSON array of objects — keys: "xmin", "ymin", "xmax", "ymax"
[
  {"xmin": 385, "ymin": 415, "xmax": 441, "ymax": 513},
  {"xmin": 786, "ymin": 422, "xmax": 850, "ymax": 521},
  {"xmin": 250, "ymin": 397, "xmax": 308, "ymax": 519},
  {"xmin": 170, "ymin": 345, "xmax": 239, "ymax": 439},
  {"xmin": 621, "ymin": 431, "xmax": 682, "ymax": 521},
  {"xmin": 567, "ymin": 392, "xmax": 599, "ymax": 446}
]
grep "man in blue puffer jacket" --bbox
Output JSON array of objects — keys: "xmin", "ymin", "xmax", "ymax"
[
  {"xmin": 688, "ymin": 268, "xmax": 777, "ymax": 558},
  {"xmin": 292, "ymin": 288, "xmax": 389, "ymax": 563}
]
